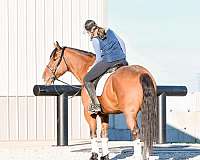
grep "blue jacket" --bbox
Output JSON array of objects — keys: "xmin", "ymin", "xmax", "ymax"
[{"xmin": 92, "ymin": 29, "xmax": 126, "ymax": 63}]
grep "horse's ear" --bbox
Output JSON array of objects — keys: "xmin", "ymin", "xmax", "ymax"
[{"xmin": 54, "ymin": 41, "xmax": 61, "ymax": 50}]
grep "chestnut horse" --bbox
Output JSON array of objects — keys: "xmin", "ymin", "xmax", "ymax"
[{"xmin": 42, "ymin": 42, "xmax": 158, "ymax": 160}]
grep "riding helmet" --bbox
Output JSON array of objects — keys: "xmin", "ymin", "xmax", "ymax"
[{"xmin": 85, "ymin": 20, "xmax": 97, "ymax": 32}]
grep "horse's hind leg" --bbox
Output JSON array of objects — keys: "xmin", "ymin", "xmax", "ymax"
[
  {"xmin": 124, "ymin": 110, "xmax": 140, "ymax": 139},
  {"xmin": 100, "ymin": 114, "xmax": 109, "ymax": 160},
  {"xmin": 124, "ymin": 110, "xmax": 142, "ymax": 159}
]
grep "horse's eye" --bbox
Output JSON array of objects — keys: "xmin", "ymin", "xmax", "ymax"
[{"xmin": 53, "ymin": 56, "xmax": 58, "ymax": 61}]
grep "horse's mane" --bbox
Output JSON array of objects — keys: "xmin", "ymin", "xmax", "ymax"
[
  {"xmin": 67, "ymin": 47, "xmax": 95, "ymax": 57},
  {"xmin": 50, "ymin": 46, "xmax": 95, "ymax": 59}
]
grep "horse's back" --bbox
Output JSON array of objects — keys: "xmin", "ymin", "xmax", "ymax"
[
  {"xmin": 116, "ymin": 65, "xmax": 156, "ymax": 88},
  {"xmin": 110, "ymin": 65, "xmax": 153, "ymax": 83},
  {"xmin": 118, "ymin": 65, "xmax": 152, "ymax": 75},
  {"xmin": 100, "ymin": 65, "xmax": 155, "ymax": 113}
]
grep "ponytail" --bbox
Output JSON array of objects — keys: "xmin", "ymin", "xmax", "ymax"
[{"xmin": 97, "ymin": 27, "xmax": 106, "ymax": 40}]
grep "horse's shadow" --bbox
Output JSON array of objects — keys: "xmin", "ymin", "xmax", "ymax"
[
  {"xmin": 70, "ymin": 143, "xmax": 200, "ymax": 160},
  {"xmin": 154, "ymin": 145, "xmax": 200, "ymax": 160},
  {"xmin": 110, "ymin": 147, "xmax": 134, "ymax": 160},
  {"xmin": 111, "ymin": 145, "xmax": 200, "ymax": 160}
]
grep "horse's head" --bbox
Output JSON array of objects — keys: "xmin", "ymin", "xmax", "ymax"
[{"xmin": 42, "ymin": 41, "xmax": 68, "ymax": 85}]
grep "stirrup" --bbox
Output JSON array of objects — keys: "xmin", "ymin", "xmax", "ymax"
[{"xmin": 88, "ymin": 103, "xmax": 102, "ymax": 114}]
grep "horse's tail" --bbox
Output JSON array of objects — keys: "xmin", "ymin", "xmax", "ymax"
[{"xmin": 140, "ymin": 73, "xmax": 158, "ymax": 158}]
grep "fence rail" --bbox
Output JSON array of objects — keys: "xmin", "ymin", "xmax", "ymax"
[{"xmin": 33, "ymin": 85, "xmax": 187, "ymax": 145}]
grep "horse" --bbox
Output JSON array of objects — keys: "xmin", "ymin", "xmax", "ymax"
[{"xmin": 42, "ymin": 41, "xmax": 158, "ymax": 160}]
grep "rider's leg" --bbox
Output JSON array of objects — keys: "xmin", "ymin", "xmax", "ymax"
[
  {"xmin": 84, "ymin": 59, "xmax": 127, "ymax": 114},
  {"xmin": 84, "ymin": 61, "xmax": 111, "ymax": 114},
  {"xmin": 85, "ymin": 82, "xmax": 102, "ymax": 113}
]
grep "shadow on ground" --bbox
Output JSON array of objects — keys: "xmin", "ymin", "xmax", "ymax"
[
  {"xmin": 111, "ymin": 145, "xmax": 200, "ymax": 160},
  {"xmin": 72, "ymin": 145, "xmax": 200, "ymax": 160}
]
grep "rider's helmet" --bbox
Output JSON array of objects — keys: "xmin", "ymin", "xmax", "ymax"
[{"xmin": 84, "ymin": 20, "xmax": 97, "ymax": 32}]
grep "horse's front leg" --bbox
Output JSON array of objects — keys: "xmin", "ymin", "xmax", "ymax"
[
  {"xmin": 82, "ymin": 89, "xmax": 99, "ymax": 160},
  {"xmin": 100, "ymin": 114, "xmax": 109, "ymax": 160},
  {"xmin": 84, "ymin": 111, "xmax": 99, "ymax": 160}
]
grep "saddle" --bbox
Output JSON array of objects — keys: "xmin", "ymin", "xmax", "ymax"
[{"xmin": 93, "ymin": 63, "xmax": 126, "ymax": 89}]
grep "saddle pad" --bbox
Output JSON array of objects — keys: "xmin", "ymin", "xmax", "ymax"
[{"xmin": 96, "ymin": 72, "xmax": 112, "ymax": 96}]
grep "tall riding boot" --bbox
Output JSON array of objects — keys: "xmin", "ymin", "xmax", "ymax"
[{"xmin": 85, "ymin": 82, "xmax": 102, "ymax": 114}]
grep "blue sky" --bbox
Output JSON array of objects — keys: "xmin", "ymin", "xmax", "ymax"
[
  {"xmin": 108, "ymin": 0, "xmax": 200, "ymax": 92},
  {"xmin": 108, "ymin": 0, "xmax": 200, "ymax": 48}
]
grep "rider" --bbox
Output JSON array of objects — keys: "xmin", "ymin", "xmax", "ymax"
[{"xmin": 84, "ymin": 20, "xmax": 128, "ymax": 114}]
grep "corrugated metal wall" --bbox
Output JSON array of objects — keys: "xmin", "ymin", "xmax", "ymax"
[
  {"xmin": 166, "ymin": 93, "xmax": 200, "ymax": 143},
  {"xmin": 0, "ymin": 0, "xmax": 106, "ymax": 142}
]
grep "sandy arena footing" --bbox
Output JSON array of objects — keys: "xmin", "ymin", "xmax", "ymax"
[{"xmin": 0, "ymin": 141, "xmax": 200, "ymax": 160}]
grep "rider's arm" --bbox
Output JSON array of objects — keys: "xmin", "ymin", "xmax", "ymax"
[
  {"xmin": 114, "ymin": 33, "xmax": 126, "ymax": 54},
  {"xmin": 92, "ymin": 38, "xmax": 102, "ymax": 63}
]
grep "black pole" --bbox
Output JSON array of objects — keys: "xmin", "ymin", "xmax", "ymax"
[
  {"xmin": 158, "ymin": 93, "xmax": 166, "ymax": 144},
  {"xmin": 33, "ymin": 85, "xmax": 187, "ymax": 145},
  {"xmin": 57, "ymin": 92, "xmax": 68, "ymax": 146}
]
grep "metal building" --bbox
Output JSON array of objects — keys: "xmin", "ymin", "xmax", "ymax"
[
  {"xmin": 1, "ymin": 0, "xmax": 199, "ymax": 145},
  {"xmin": 0, "ymin": 0, "xmax": 106, "ymax": 144}
]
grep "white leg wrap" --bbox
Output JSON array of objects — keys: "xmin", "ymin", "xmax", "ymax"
[
  {"xmin": 133, "ymin": 139, "xmax": 159, "ymax": 160},
  {"xmin": 133, "ymin": 139, "xmax": 142, "ymax": 160},
  {"xmin": 101, "ymin": 137, "xmax": 109, "ymax": 156},
  {"xmin": 91, "ymin": 138, "xmax": 99, "ymax": 153}
]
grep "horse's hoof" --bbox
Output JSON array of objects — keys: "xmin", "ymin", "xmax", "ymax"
[
  {"xmin": 89, "ymin": 152, "xmax": 98, "ymax": 160},
  {"xmin": 100, "ymin": 154, "xmax": 109, "ymax": 160}
]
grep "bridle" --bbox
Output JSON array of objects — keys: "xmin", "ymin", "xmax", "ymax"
[
  {"xmin": 46, "ymin": 46, "xmax": 81, "ymax": 98},
  {"xmin": 46, "ymin": 47, "xmax": 67, "ymax": 83}
]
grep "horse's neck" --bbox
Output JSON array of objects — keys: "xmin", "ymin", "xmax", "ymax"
[{"xmin": 66, "ymin": 49, "xmax": 95, "ymax": 84}]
